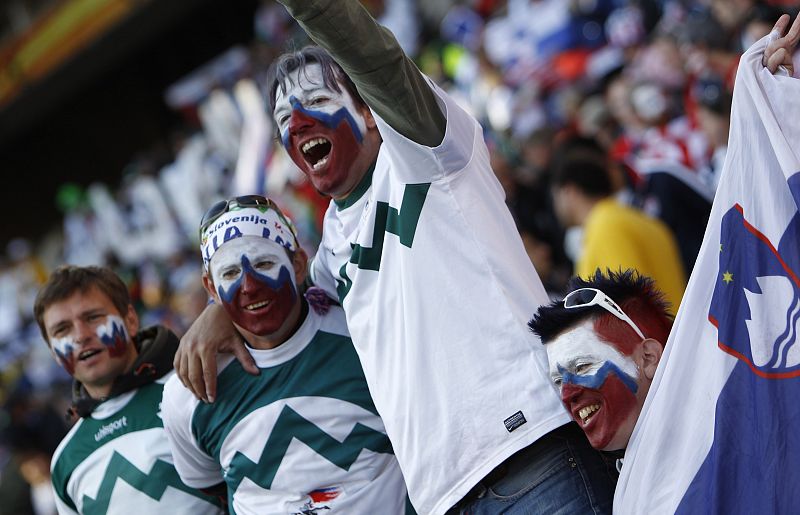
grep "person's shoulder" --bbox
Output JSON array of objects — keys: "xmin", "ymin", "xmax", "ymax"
[
  {"xmin": 162, "ymin": 371, "xmax": 197, "ymax": 407},
  {"xmin": 315, "ymin": 304, "xmax": 350, "ymax": 338},
  {"xmin": 587, "ymin": 198, "xmax": 626, "ymax": 224},
  {"xmin": 51, "ymin": 418, "xmax": 86, "ymax": 472}
]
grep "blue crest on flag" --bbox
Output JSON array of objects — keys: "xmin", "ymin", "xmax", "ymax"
[
  {"xmin": 709, "ymin": 197, "xmax": 800, "ymax": 378},
  {"xmin": 676, "ymin": 173, "xmax": 800, "ymax": 514}
]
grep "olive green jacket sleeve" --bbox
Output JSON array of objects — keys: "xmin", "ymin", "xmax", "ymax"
[{"xmin": 277, "ymin": 0, "xmax": 446, "ymax": 147}]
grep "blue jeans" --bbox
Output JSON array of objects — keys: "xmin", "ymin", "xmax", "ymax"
[{"xmin": 447, "ymin": 423, "xmax": 618, "ymax": 515}]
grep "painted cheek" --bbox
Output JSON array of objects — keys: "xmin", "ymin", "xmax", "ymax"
[
  {"xmin": 561, "ymin": 364, "xmax": 640, "ymax": 450},
  {"xmin": 589, "ymin": 373, "xmax": 639, "ymax": 449},
  {"xmin": 51, "ymin": 337, "xmax": 77, "ymax": 374},
  {"xmin": 96, "ymin": 315, "xmax": 131, "ymax": 358}
]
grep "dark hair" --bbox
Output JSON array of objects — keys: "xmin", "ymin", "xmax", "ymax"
[
  {"xmin": 529, "ymin": 269, "xmax": 673, "ymax": 353},
  {"xmin": 694, "ymin": 75, "xmax": 732, "ymax": 116},
  {"xmin": 266, "ymin": 46, "xmax": 366, "ymax": 116},
  {"xmin": 34, "ymin": 265, "xmax": 131, "ymax": 344},
  {"xmin": 552, "ymin": 157, "xmax": 613, "ymax": 197}
]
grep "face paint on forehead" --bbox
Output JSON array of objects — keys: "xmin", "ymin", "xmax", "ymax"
[
  {"xmin": 51, "ymin": 336, "xmax": 77, "ymax": 375},
  {"xmin": 96, "ymin": 315, "xmax": 131, "ymax": 358},
  {"xmin": 210, "ymin": 237, "xmax": 293, "ymax": 288},
  {"xmin": 273, "ymin": 64, "xmax": 367, "ymax": 144},
  {"xmin": 546, "ymin": 323, "xmax": 639, "ymax": 380}
]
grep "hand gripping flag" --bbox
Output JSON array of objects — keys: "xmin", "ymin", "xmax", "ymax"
[{"xmin": 614, "ymin": 35, "xmax": 800, "ymax": 514}]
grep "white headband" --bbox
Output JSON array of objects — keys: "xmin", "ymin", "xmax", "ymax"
[{"xmin": 201, "ymin": 206, "xmax": 297, "ymax": 269}]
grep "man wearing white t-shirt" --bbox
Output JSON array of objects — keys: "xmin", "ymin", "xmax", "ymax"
[{"xmin": 176, "ymin": 1, "xmax": 617, "ymax": 513}]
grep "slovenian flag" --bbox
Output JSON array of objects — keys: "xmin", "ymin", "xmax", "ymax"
[{"xmin": 614, "ymin": 34, "xmax": 800, "ymax": 513}]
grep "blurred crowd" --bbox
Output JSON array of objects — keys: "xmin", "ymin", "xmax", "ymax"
[{"xmin": 1, "ymin": 0, "xmax": 799, "ymax": 513}]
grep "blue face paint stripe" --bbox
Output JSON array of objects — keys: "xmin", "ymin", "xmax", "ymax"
[
  {"xmin": 217, "ymin": 256, "xmax": 297, "ymax": 304},
  {"xmin": 559, "ymin": 361, "xmax": 639, "ymax": 394},
  {"xmin": 280, "ymin": 95, "xmax": 364, "ymax": 149}
]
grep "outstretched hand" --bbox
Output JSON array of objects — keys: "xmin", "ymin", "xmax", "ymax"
[
  {"xmin": 174, "ymin": 302, "xmax": 258, "ymax": 403},
  {"xmin": 763, "ymin": 14, "xmax": 800, "ymax": 76}
]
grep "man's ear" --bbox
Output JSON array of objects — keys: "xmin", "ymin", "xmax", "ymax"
[
  {"xmin": 124, "ymin": 304, "xmax": 140, "ymax": 337},
  {"xmin": 292, "ymin": 248, "xmax": 309, "ymax": 286},
  {"xmin": 360, "ymin": 105, "xmax": 377, "ymax": 130},
  {"xmin": 202, "ymin": 272, "xmax": 219, "ymax": 303},
  {"xmin": 640, "ymin": 338, "xmax": 663, "ymax": 380}
]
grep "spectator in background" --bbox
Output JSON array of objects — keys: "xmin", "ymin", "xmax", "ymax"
[
  {"xmin": 551, "ymin": 138, "xmax": 686, "ymax": 314},
  {"xmin": 33, "ymin": 266, "xmax": 223, "ymax": 514},
  {"xmin": 695, "ymin": 74, "xmax": 732, "ymax": 190}
]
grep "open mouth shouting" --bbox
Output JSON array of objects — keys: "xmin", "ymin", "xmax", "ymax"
[{"xmin": 301, "ymin": 137, "xmax": 332, "ymax": 171}]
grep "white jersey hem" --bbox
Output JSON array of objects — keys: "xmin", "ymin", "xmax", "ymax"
[{"xmin": 430, "ymin": 412, "xmax": 570, "ymax": 515}]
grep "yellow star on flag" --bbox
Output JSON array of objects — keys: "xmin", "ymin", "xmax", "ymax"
[{"xmin": 722, "ymin": 271, "xmax": 734, "ymax": 284}]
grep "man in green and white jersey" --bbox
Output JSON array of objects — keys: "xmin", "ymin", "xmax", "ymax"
[
  {"xmin": 162, "ymin": 198, "xmax": 408, "ymax": 514},
  {"xmin": 33, "ymin": 266, "xmax": 223, "ymax": 515}
]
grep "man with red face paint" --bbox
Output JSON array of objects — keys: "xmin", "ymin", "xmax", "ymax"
[
  {"xmin": 176, "ymin": 1, "xmax": 620, "ymax": 513},
  {"xmin": 33, "ymin": 266, "xmax": 224, "ymax": 515},
  {"xmin": 161, "ymin": 197, "xmax": 409, "ymax": 514},
  {"xmin": 529, "ymin": 269, "xmax": 672, "ymax": 452}
]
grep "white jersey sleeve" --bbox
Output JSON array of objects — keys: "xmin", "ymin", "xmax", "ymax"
[
  {"xmin": 161, "ymin": 374, "xmax": 222, "ymax": 489},
  {"xmin": 372, "ymin": 78, "xmax": 478, "ymax": 184},
  {"xmin": 308, "ymin": 241, "xmax": 339, "ymax": 300}
]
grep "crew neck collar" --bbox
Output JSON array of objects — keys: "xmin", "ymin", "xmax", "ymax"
[{"xmin": 333, "ymin": 160, "xmax": 376, "ymax": 210}]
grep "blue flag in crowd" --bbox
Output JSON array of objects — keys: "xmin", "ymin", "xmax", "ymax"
[{"xmin": 615, "ymin": 34, "xmax": 800, "ymax": 514}]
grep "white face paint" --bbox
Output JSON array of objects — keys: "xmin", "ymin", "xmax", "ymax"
[
  {"xmin": 95, "ymin": 314, "xmax": 132, "ymax": 357},
  {"xmin": 96, "ymin": 314, "xmax": 129, "ymax": 342},
  {"xmin": 51, "ymin": 335, "xmax": 77, "ymax": 368},
  {"xmin": 546, "ymin": 321, "xmax": 638, "ymax": 389},
  {"xmin": 273, "ymin": 63, "xmax": 367, "ymax": 138},
  {"xmin": 209, "ymin": 236, "xmax": 295, "ymax": 293}
]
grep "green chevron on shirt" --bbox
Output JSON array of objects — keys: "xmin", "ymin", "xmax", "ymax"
[
  {"xmin": 81, "ymin": 452, "xmax": 216, "ymax": 514},
  {"xmin": 226, "ymin": 404, "xmax": 392, "ymax": 492},
  {"xmin": 336, "ymin": 182, "xmax": 430, "ymax": 301},
  {"xmin": 191, "ymin": 329, "xmax": 382, "ymax": 461}
]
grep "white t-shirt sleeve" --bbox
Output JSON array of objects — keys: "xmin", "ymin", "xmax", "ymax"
[
  {"xmin": 309, "ymin": 244, "xmax": 339, "ymax": 301},
  {"xmin": 161, "ymin": 375, "xmax": 222, "ymax": 489},
  {"xmin": 373, "ymin": 77, "xmax": 481, "ymax": 184}
]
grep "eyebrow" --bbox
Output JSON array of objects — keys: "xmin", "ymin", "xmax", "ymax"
[{"xmin": 47, "ymin": 308, "xmax": 106, "ymax": 334}]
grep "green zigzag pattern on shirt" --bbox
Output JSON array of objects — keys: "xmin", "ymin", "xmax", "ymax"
[
  {"xmin": 226, "ymin": 404, "xmax": 392, "ymax": 493},
  {"xmin": 337, "ymin": 182, "xmax": 430, "ymax": 301},
  {"xmin": 80, "ymin": 452, "xmax": 217, "ymax": 515}
]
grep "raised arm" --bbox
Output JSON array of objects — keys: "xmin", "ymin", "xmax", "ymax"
[{"xmin": 277, "ymin": 0, "xmax": 446, "ymax": 147}]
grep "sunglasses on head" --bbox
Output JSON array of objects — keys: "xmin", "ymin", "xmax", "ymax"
[
  {"xmin": 199, "ymin": 195, "xmax": 292, "ymax": 240},
  {"xmin": 563, "ymin": 287, "xmax": 646, "ymax": 340}
]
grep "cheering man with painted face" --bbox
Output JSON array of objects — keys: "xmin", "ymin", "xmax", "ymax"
[
  {"xmin": 529, "ymin": 270, "xmax": 672, "ymax": 451},
  {"xmin": 177, "ymin": 1, "xmax": 618, "ymax": 513},
  {"xmin": 34, "ymin": 266, "xmax": 223, "ymax": 515},
  {"xmin": 161, "ymin": 196, "xmax": 407, "ymax": 514}
]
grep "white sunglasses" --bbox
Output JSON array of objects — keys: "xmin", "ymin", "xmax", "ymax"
[{"xmin": 563, "ymin": 287, "xmax": 646, "ymax": 340}]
